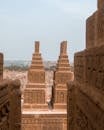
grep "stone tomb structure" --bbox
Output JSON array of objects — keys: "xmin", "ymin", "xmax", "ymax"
[
  {"xmin": 54, "ymin": 41, "xmax": 73, "ymax": 109},
  {"xmin": 23, "ymin": 41, "xmax": 47, "ymax": 109},
  {"xmin": 0, "ymin": 52, "xmax": 21, "ymax": 130},
  {"xmin": 67, "ymin": 0, "xmax": 104, "ymax": 130},
  {"xmin": 22, "ymin": 41, "xmax": 70, "ymax": 130}
]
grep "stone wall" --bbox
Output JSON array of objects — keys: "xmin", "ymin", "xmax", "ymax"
[
  {"xmin": 67, "ymin": 0, "xmax": 104, "ymax": 130},
  {"xmin": 86, "ymin": 12, "xmax": 97, "ymax": 49},
  {"xmin": 86, "ymin": 0, "xmax": 104, "ymax": 49},
  {"xmin": 68, "ymin": 47, "xmax": 104, "ymax": 130},
  {"xmin": 0, "ymin": 79, "xmax": 21, "ymax": 130},
  {"xmin": 0, "ymin": 53, "xmax": 3, "ymax": 81},
  {"xmin": 22, "ymin": 113, "xmax": 67, "ymax": 130}
]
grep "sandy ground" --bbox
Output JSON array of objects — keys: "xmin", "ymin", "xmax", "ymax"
[{"xmin": 4, "ymin": 70, "xmax": 27, "ymax": 92}]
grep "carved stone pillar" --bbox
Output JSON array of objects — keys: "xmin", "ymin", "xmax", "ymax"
[
  {"xmin": 0, "ymin": 53, "xmax": 3, "ymax": 81},
  {"xmin": 23, "ymin": 41, "xmax": 47, "ymax": 109},
  {"xmin": 54, "ymin": 41, "xmax": 73, "ymax": 109},
  {"xmin": 8, "ymin": 80, "xmax": 21, "ymax": 130}
]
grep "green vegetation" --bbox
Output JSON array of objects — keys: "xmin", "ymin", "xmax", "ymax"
[{"xmin": 4, "ymin": 65, "xmax": 29, "ymax": 71}]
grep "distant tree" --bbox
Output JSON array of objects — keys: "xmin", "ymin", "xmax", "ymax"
[{"xmin": 4, "ymin": 65, "xmax": 29, "ymax": 71}]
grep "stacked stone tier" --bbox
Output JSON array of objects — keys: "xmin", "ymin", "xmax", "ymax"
[
  {"xmin": 67, "ymin": 45, "xmax": 104, "ymax": 130},
  {"xmin": 23, "ymin": 86, "xmax": 46, "ymax": 109},
  {"xmin": 30, "ymin": 53, "xmax": 44, "ymax": 70},
  {"xmin": 54, "ymin": 71, "xmax": 72, "ymax": 85},
  {"xmin": 56, "ymin": 55, "xmax": 70, "ymax": 71},
  {"xmin": 28, "ymin": 70, "xmax": 45, "ymax": 83},
  {"xmin": 26, "ymin": 83, "xmax": 46, "ymax": 88},
  {"xmin": 22, "ymin": 111, "xmax": 67, "ymax": 130},
  {"xmin": 54, "ymin": 41, "xmax": 73, "ymax": 110}
]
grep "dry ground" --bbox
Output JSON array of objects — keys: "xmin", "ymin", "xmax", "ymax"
[{"xmin": 4, "ymin": 70, "xmax": 53, "ymax": 101}]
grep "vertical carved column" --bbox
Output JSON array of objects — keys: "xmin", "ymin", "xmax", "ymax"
[
  {"xmin": 54, "ymin": 41, "xmax": 73, "ymax": 109},
  {"xmin": 9, "ymin": 80, "xmax": 21, "ymax": 130},
  {"xmin": 67, "ymin": 82, "xmax": 76, "ymax": 130},
  {"xmin": 63, "ymin": 118, "xmax": 67, "ymax": 130},
  {"xmin": 0, "ymin": 81, "xmax": 9, "ymax": 130},
  {"xmin": 23, "ymin": 41, "xmax": 47, "ymax": 109},
  {"xmin": 0, "ymin": 53, "xmax": 3, "ymax": 81}
]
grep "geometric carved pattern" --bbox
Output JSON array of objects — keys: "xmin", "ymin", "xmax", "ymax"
[
  {"xmin": 28, "ymin": 70, "xmax": 45, "ymax": 83},
  {"xmin": 67, "ymin": 1, "xmax": 104, "ymax": 130},
  {"xmin": 24, "ymin": 90, "xmax": 45, "ymax": 104},
  {"xmin": 54, "ymin": 41, "xmax": 73, "ymax": 109},
  {"xmin": 0, "ymin": 53, "xmax": 21, "ymax": 130},
  {"xmin": 55, "ymin": 90, "xmax": 67, "ymax": 104},
  {"xmin": 23, "ymin": 41, "xmax": 47, "ymax": 109},
  {"xmin": 75, "ymin": 106, "xmax": 94, "ymax": 130},
  {"xmin": 74, "ymin": 46, "xmax": 104, "ymax": 92},
  {"xmin": 86, "ymin": 0, "xmax": 104, "ymax": 48},
  {"xmin": 22, "ymin": 113, "xmax": 67, "ymax": 130},
  {"xmin": 0, "ymin": 53, "xmax": 3, "ymax": 81},
  {"xmin": 0, "ymin": 79, "xmax": 21, "ymax": 130}
]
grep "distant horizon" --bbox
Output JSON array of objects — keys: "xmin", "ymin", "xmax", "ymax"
[
  {"xmin": 4, "ymin": 58, "xmax": 73, "ymax": 63},
  {"xmin": 4, "ymin": 59, "xmax": 57, "ymax": 62}
]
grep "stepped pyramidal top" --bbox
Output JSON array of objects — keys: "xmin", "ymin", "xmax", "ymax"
[
  {"xmin": 29, "ymin": 41, "xmax": 44, "ymax": 71},
  {"xmin": 56, "ymin": 41, "xmax": 70, "ymax": 71},
  {"xmin": 23, "ymin": 41, "xmax": 47, "ymax": 110}
]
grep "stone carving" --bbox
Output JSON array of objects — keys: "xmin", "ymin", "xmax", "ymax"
[
  {"xmin": 67, "ymin": 1, "xmax": 104, "ymax": 130},
  {"xmin": 23, "ymin": 41, "xmax": 47, "ymax": 109},
  {"xmin": 54, "ymin": 41, "xmax": 73, "ymax": 109},
  {"xmin": 22, "ymin": 113, "xmax": 67, "ymax": 130},
  {"xmin": 24, "ymin": 90, "xmax": 45, "ymax": 104},
  {"xmin": 75, "ymin": 106, "xmax": 94, "ymax": 130},
  {"xmin": 0, "ymin": 53, "xmax": 3, "ymax": 81},
  {"xmin": 8, "ymin": 79, "xmax": 21, "ymax": 130},
  {"xmin": 0, "ymin": 53, "xmax": 21, "ymax": 130},
  {"xmin": 67, "ymin": 82, "xmax": 75, "ymax": 130}
]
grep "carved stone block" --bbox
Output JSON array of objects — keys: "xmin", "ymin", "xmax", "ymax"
[{"xmin": 0, "ymin": 53, "xmax": 3, "ymax": 81}]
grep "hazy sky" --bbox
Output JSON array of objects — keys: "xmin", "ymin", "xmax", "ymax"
[{"xmin": 0, "ymin": 0, "xmax": 97, "ymax": 62}]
